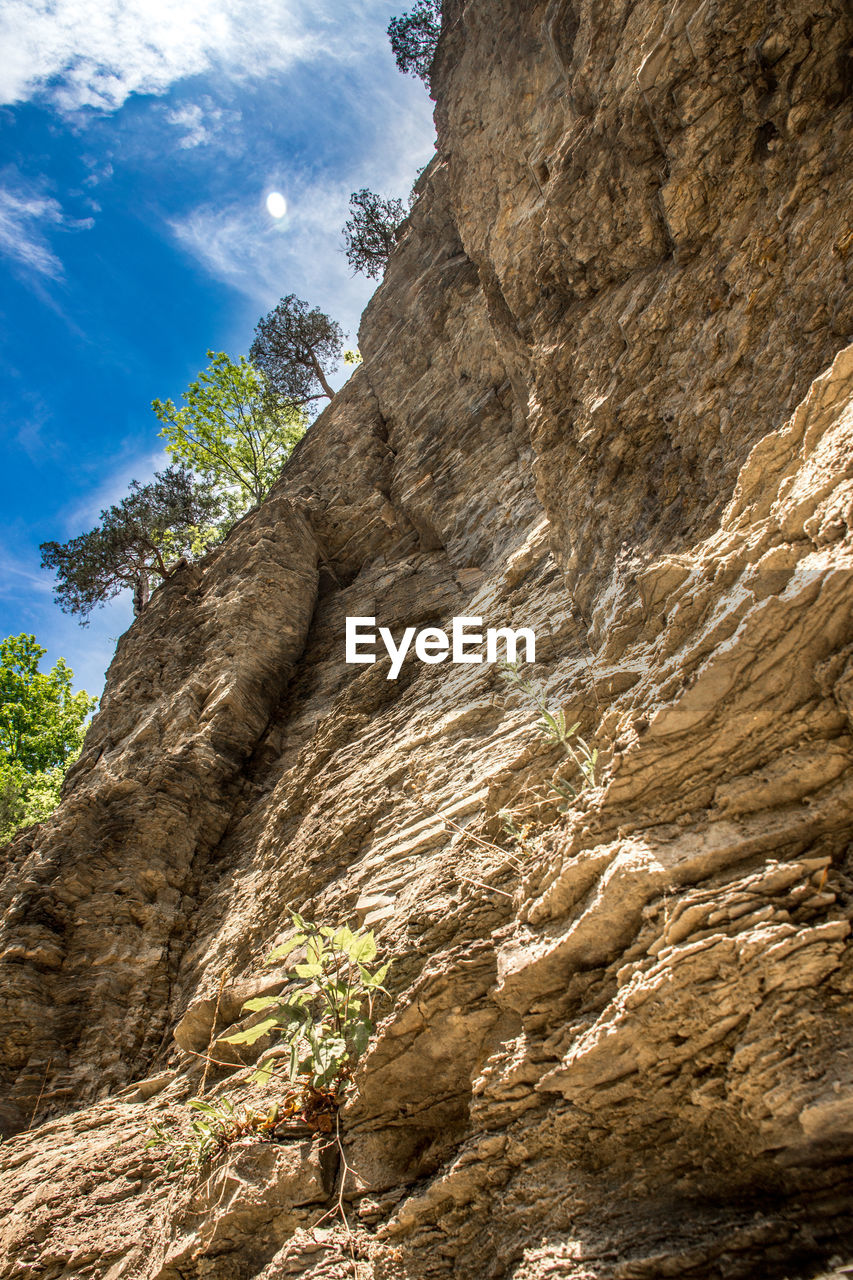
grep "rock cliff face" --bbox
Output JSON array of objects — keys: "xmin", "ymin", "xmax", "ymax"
[{"xmin": 1, "ymin": 1, "xmax": 852, "ymax": 1276}]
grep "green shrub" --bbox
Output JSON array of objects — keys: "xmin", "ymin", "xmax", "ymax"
[
  {"xmin": 146, "ymin": 916, "xmax": 391, "ymax": 1176},
  {"xmin": 223, "ymin": 913, "xmax": 391, "ymax": 1095}
]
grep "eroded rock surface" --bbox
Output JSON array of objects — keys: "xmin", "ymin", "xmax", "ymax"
[{"xmin": 1, "ymin": 0, "xmax": 852, "ymax": 1276}]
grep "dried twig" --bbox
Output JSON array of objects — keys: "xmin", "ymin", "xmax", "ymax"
[
  {"xmin": 403, "ymin": 779, "xmax": 523, "ymax": 871},
  {"xmin": 309, "ymin": 1110, "xmax": 364, "ymax": 1277},
  {"xmin": 200, "ymin": 970, "xmax": 230, "ymax": 1096},
  {"xmin": 458, "ymin": 875, "xmax": 513, "ymax": 899},
  {"xmin": 26, "ymin": 1057, "xmax": 52, "ymax": 1131}
]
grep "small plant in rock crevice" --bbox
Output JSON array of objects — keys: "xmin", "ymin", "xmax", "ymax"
[
  {"xmin": 223, "ymin": 912, "xmax": 391, "ymax": 1096},
  {"xmin": 499, "ymin": 660, "xmax": 599, "ymax": 809},
  {"xmin": 145, "ymin": 1097, "xmax": 280, "ymax": 1173},
  {"xmin": 498, "ymin": 810, "xmax": 536, "ymax": 858},
  {"xmin": 145, "ymin": 914, "xmax": 391, "ymax": 1176}
]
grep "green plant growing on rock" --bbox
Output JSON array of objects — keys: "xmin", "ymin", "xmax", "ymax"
[
  {"xmin": 500, "ymin": 660, "xmax": 598, "ymax": 805},
  {"xmin": 249, "ymin": 295, "xmax": 344, "ymax": 410},
  {"xmin": 146, "ymin": 1097, "xmax": 280, "ymax": 1173},
  {"xmin": 146, "ymin": 917, "xmax": 390, "ymax": 1176},
  {"xmin": 40, "ymin": 465, "xmax": 223, "ymax": 620},
  {"xmin": 498, "ymin": 810, "xmax": 535, "ymax": 858},
  {"xmin": 223, "ymin": 913, "xmax": 391, "ymax": 1101},
  {"xmin": 343, "ymin": 188, "xmax": 408, "ymax": 279}
]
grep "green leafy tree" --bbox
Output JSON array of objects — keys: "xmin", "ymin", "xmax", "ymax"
[
  {"xmin": 343, "ymin": 189, "xmax": 408, "ymax": 279},
  {"xmin": 40, "ymin": 465, "xmax": 223, "ymax": 623},
  {"xmin": 152, "ymin": 351, "xmax": 306, "ymax": 522},
  {"xmin": 0, "ymin": 634, "xmax": 96, "ymax": 842},
  {"xmin": 249, "ymin": 295, "xmax": 344, "ymax": 410},
  {"xmin": 388, "ymin": 0, "xmax": 442, "ymax": 84}
]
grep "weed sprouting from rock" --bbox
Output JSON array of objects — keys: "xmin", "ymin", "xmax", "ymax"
[
  {"xmin": 146, "ymin": 915, "xmax": 391, "ymax": 1175},
  {"xmin": 145, "ymin": 1097, "xmax": 280, "ymax": 1173},
  {"xmin": 499, "ymin": 660, "xmax": 599, "ymax": 807},
  {"xmin": 222, "ymin": 913, "xmax": 390, "ymax": 1095}
]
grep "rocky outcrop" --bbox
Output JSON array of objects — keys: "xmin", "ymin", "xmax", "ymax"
[{"xmin": 1, "ymin": 0, "xmax": 852, "ymax": 1276}]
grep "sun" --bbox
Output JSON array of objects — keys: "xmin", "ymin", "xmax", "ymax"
[{"xmin": 266, "ymin": 191, "xmax": 287, "ymax": 219}]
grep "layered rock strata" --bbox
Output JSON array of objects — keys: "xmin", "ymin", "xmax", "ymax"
[{"xmin": 1, "ymin": 0, "xmax": 852, "ymax": 1276}]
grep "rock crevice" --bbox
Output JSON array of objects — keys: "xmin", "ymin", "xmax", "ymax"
[{"xmin": 1, "ymin": 0, "xmax": 852, "ymax": 1276}]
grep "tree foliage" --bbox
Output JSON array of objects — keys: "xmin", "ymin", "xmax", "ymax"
[
  {"xmin": 0, "ymin": 634, "xmax": 95, "ymax": 772},
  {"xmin": 152, "ymin": 351, "xmax": 306, "ymax": 521},
  {"xmin": 40, "ymin": 465, "xmax": 223, "ymax": 623},
  {"xmin": 387, "ymin": 0, "xmax": 442, "ymax": 84},
  {"xmin": 343, "ymin": 188, "xmax": 408, "ymax": 279},
  {"xmin": 0, "ymin": 634, "xmax": 96, "ymax": 843},
  {"xmin": 249, "ymin": 295, "xmax": 344, "ymax": 410},
  {"xmin": 0, "ymin": 762, "xmax": 67, "ymax": 843}
]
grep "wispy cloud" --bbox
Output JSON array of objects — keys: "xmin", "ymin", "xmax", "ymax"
[
  {"xmin": 0, "ymin": 172, "xmax": 95, "ymax": 285},
  {"xmin": 0, "ymin": 548, "xmax": 55, "ymax": 598},
  {"xmin": 0, "ymin": 185, "xmax": 65, "ymax": 278},
  {"xmin": 169, "ymin": 177, "xmax": 385, "ymax": 353},
  {"xmin": 165, "ymin": 99, "xmax": 242, "ymax": 150},
  {"xmin": 168, "ymin": 87, "xmax": 436, "ymax": 340},
  {"xmin": 59, "ymin": 446, "xmax": 171, "ymax": 533},
  {"xmin": 170, "ymin": 177, "xmax": 350, "ymax": 304},
  {"xmin": 0, "ymin": 0, "xmax": 330, "ymax": 114}
]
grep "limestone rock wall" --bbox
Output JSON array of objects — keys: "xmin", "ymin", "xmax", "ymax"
[{"xmin": 1, "ymin": 1, "xmax": 852, "ymax": 1277}]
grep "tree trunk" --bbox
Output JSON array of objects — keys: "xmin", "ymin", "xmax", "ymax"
[
  {"xmin": 132, "ymin": 572, "xmax": 149, "ymax": 617},
  {"xmin": 310, "ymin": 352, "xmax": 336, "ymax": 401}
]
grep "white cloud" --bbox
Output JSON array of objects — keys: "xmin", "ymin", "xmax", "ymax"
[
  {"xmin": 0, "ymin": 175, "xmax": 95, "ymax": 282},
  {"xmin": 0, "ymin": 186, "xmax": 65, "ymax": 278},
  {"xmin": 171, "ymin": 180, "xmax": 348, "ymax": 304},
  {"xmin": 0, "ymin": 0, "xmax": 328, "ymax": 113},
  {"xmin": 0, "ymin": 549, "xmax": 55, "ymax": 597},
  {"xmin": 168, "ymin": 88, "xmax": 436, "ymax": 343},
  {"xmin": 165, "ymin": 99, "xmax": 242, "ymax": 149},
  {"xmin": 61, "ymin": 446, "xmax": 171, "ymax": 532},
  {"xmin": 169, "ymin": 177, "xmax": 383, "ymax": 354}
]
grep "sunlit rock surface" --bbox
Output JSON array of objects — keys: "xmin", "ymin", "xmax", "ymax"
[{"xmin": 1, "ymin": 0, "xmax": 852, "ymax": 1275}]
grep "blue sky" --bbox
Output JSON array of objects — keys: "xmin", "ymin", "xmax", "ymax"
[{"xmin": 0, "ymin": 0, "xmax": 435, "ymax": 698}]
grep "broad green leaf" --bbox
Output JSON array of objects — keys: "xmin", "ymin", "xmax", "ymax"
[
  {"xmin": 242, "ymin": 995, "xmax": 281, "ymax": 1013},
  {"xmin": 266, "ymin": 938, "xmax": 300, "ymax": 963},
  {"xmin": 221, "ymin": 1016, "xmax": 278, "ymax": 1045},
  {"xmin": 348, "ymin": 932, "xmax": 377, "ymax": 964},
  {"xmin": 251, "ymin": 1061, "xmax": 274, "ymax": 1086}
]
